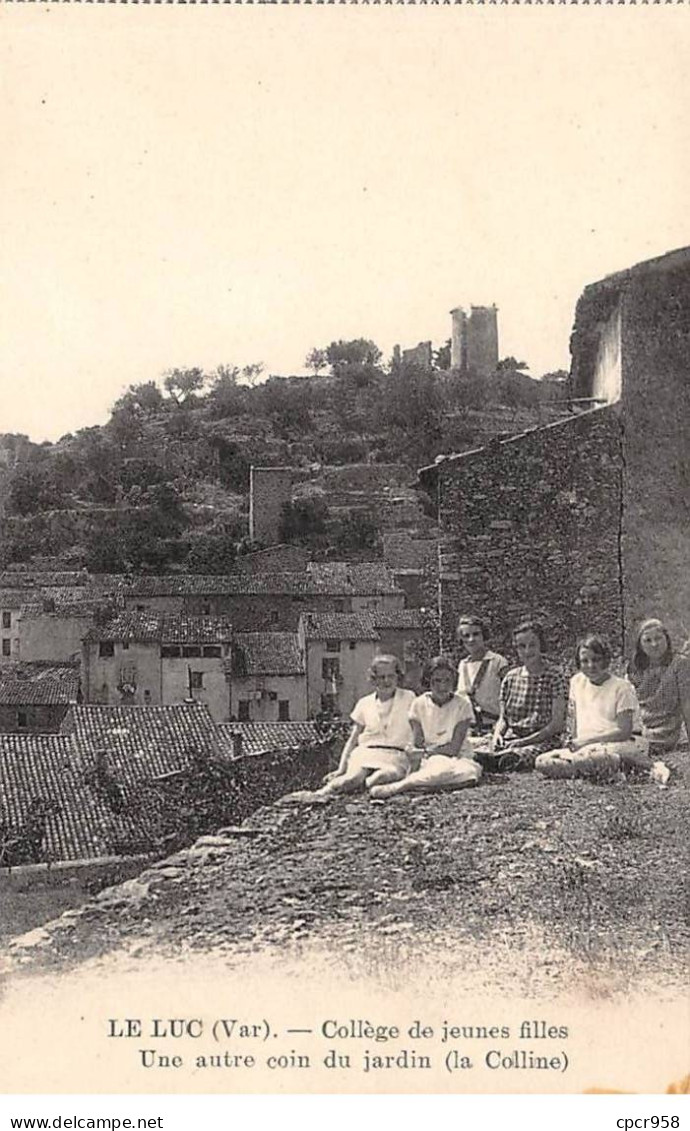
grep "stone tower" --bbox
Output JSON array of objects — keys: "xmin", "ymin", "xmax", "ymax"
[
  {"xmin": 467, "ymin": 306, "xmax": 499, "ymax": 376},
  {"xmin": 450, "ymin": 307, "xmax": 468, "ymax": 371},
  {"xmin": 249, "ymin": 466, "xmax": 293, "ymax": 547},
  {"xmin": 450, "ymin": 304, "xmax": 499, "ymax": 376}
]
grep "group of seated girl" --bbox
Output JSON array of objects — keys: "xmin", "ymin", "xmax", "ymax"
[{"xmin": 284, "ymin": 615, "xmax": 688, "ymax": 803}]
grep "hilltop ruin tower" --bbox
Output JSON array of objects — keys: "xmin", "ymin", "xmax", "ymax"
[
  {"xmin": 249, "ymin": 466, "xmax": 293, "ymax": 547},
  {"xmin": 450, "ymin": 305, "xmax": 499, "ymax": 375}
]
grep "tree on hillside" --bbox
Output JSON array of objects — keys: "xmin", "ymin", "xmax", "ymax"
[
  {"xmin": 163, "ymin": 368, "xmax": 206, "ymax": 405},
  {"xmin": 240, "ymin": 363, "xmax": 265, "ymax": 388},
  {"xmin": 112, "ymin": 381, "xmax": 164, "ymax": 417},
  {"xmin": 305, "ymin": 347, "xmax": 329, "ymax": 377},
  {"xmin": 496, "ymin": 356, "xmax": 529, "ymax": 373},
  {"xmin": 326, "ymin": 339, "xmax": 382, "ymax": 373},
  {"xmin": 208, "ymin": 366, "xmax": 249, "ymax": 419}
]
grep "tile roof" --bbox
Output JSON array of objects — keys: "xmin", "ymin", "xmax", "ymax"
[
  {"xmin": 61, "ymin": 703, "xmax": 223, "ymax": 779},
  {"xmin": 83, "ymin": 612, "xmax": 163, "ymax": 644},
  {"xmin": 1, "ymin": 661, "xmax": 80, "ymax": 683},
  {"xmin": 0, "ymin": 678, "xmax": 79, "ymax": 706},
  {"xmin": 0, "ymin": 589, "xmax": 30, "ymax": 611},
  {"xmin": 115, "ymin": 565, "xmax": 401, "ymax": 598},
  {"xmin": 83, "ymin": 613, "xmax": 233, "ymax": 645},
  {"xmin": 0, "ymin": 572, "xmax": 88, "ymax": 589},
  {"xmin": 232, "ymin": 633, "xmax": 304, "ymax": 676},
  {"xmin": 0, "ymin": 704, "xmax": 229, "ymax": 864},
  {"xmin": 217, "ymin": 721, "xmax": 322, "ymax": 758},
  {"xmin": 301, "ymin": 613, "xmax": 380, "ymax": 641},
  {"xmin": 301, "ymin": 609, "xmax": 429, "ymax": 640},
  {"xmin": 160, "ymin": 616, "xmax": 233, "ymax": 645},
  {"xmin": 0, "ymin": 735, "xmax": 115, "ymax": 863},
  {"xmin": 371, "ymin": 609, "xmax": 430, "ymax": 630}
]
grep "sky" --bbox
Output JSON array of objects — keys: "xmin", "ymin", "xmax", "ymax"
[{"xmin": 1, "ymin": 7, "xmax": 689, "ymax": 442}]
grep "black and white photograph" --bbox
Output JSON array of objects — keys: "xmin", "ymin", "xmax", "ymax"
[{"xmin": 0, "ymin": 4, "xmax": 688, "ymax": 1098}]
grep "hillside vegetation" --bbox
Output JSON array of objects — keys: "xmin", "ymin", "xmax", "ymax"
[{"xmin": 0, "ymin": 356, "xmax": 566, "ymax": 574}]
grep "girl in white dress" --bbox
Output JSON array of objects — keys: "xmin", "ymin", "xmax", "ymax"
[
  {"xmin": 536, "ymin": 634, "xmax": 667, "ymax": 781},
  {"xmin": 283, "ymin": 654, "xmax": 415, "ymax": 803},
  {"xmin": 370, "ymin": 656, "xmax": 482, "ymax": 799}
]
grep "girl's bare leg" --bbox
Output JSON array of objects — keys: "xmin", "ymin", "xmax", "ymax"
[
  {"xmin": 365, "ymin": 766, "xmax": 408, "ymax": 791},
  {"xmin": 282, "ymin": 768, "xmax": 369, "ymax": 804}
]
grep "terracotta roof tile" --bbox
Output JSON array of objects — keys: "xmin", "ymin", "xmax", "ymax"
[
  {"xmin": 0, "ymin": 678, "xmax": 79, "ymax": 706},
  {"xmin": 301, "ymin": 613, "xmax": 380, "ymax": 641},
  {"xmin": 232, "ymin": 633, "xmax": 304, "ymax": 676},
  {"xmin": 61, "ymin": 704, "xmax": 223, "ymax": 780},
  {"xmin": 217, "ymin": 721, "xmax": 322, "ymax": 758},
  {"xmin": 0, "ymin": 735, "xmax": 115, "ymax": 862}
]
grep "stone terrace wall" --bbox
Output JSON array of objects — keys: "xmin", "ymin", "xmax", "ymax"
[{"xmin": 438, "ymin": 408, "xmax": 624, "ymax": 660}]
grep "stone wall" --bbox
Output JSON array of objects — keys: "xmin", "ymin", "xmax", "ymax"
[
  {"xmin": 436, "ymin": 407, "xmax": 623, "ymax": 660},
  {"xmin": 620, "ymin": 271, "xmax": 690, "ymax": 648}
]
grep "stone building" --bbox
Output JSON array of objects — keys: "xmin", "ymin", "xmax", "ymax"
[
  {"xmin": 424, "ymin": 247, "xmax": 690, "ymax": 658},
  {"xmin": 401, "ymin": 341, "xmax": 433, "ymax": 370},
  {"xmin": 0, "ymin": 666, "xmax": 80, "ymax": 733},
  {"xmin": 229, "ymin": 632, "xmax": 306, "ymax": 722},
  {"xmin": 450, "ymin": 305, "xmax": 499, "ymax": 375},
  {"xmin": 249, "ymin": 466, "xmax": 293, "ymax": 546},
  {"xmin": 298, "ymin": 609, "xmax": 430, "ymax": 717},
  {"xmin": 81, "ymin": 613, "xmax": 233, "ymax": 722}
]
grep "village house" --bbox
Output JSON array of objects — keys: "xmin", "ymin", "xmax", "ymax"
[
  {"xmin": 0, "ymin": 590, "xmax": 24, "ymax": 662},
  {"xmin": 0, "ymin": 662, "xmax": 80, "ymax": 733},
  {"xmin": 17, "ymin": 592, "xmax": 106, "ymax": 664},
  {"xmin": 298, "ymin": 608, "xmax": 430, "ymax": 717},
  {"xmin": 81, "ymin": 612, "xmax": 233, "ymax": 722},
  {"xmin": 229, "ymin": 632, "xmax": 306, "ymax": 722},
  {"xmin": 420, "ymin": 245, "xmax": 690, "ymax": 657}
]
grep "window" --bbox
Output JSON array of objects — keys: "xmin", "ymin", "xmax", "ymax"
[
  {"xmin": 190, "ymin": 671, "xmax": 203, "ymax": 690},
  {"xmin": 325, "ymin": 639, "xmax": 340, "ymax": 653},
  {"xmin": 182, "ymin": 645, "xmax": 202, "ymax": 658},
  {"xmin": 349, "ymin": 640, "xmax": 357, "ymax": 650},
  {"xmin": 2, "ymin": 639, "xmax": 10, "ymax": 657},
  {"xmin": 320, "ymin": 692, "xmax": 337, "ymax": 715},
  {"xmin": 202, "ymin": 646, "xmax": 222, "ymax": 658},
  {"xmin": 268, "ymin": 610, "xmax": 279, "ymax": 625},
  {"xmin": 98, "ymin": 641, "xmax": 114, "ymax": 658},
  {"xmin": 333, "ymin": 600, "xmax": 346, "ymax": 612},
  {"xmin": 17, "ymin": 709, "xmax": 28, "ymax": 728},
  {"xmin": 161, "ymin": 645, "xmax": 182, "ymax": 658},
  {"xmin": 143, "ymin": 690, "xmax": 151, "ymax": 703},
  {"xmin": 322, "ymin": 657, "xmax": 340, "ymax": 682},
  {"xmin": 238, "ymin": 700, "xmax": 251, "ymax": 721},
  {"xmin": 1, "ymin": 611, "xmax": 10, "ymax": 629},
  {"xmin": 136, "ymin": 605, "xmax": 146, "ymax": 612},
  {"xmin": 201, "ymin": 603, "xmax": 211, "ymax": 616},
  {"xmin": 278, "ymin": 699, "xmax": 290, "ymax": 721},
  {"xmin": 122, "ymin": 641, "xmax": 129, "ymax": 651}
]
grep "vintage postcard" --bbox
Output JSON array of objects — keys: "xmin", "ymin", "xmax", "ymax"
[{"xmin": 0, "ymin": 2, "xmax": 688, "ymax": 1099}]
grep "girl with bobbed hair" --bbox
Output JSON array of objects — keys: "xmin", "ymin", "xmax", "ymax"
[
  {"xmin": 485, "ymin": 619, "xmax": 567, "ymax": 771},
  {"xmin": 455, "ymin": 613, "xmax": 509, "ymax": 734},
  {"xmin": 283, "ymin": 654, "xmax": 415, "ymax": 804},
  {"xmin": 369, "ymin": 654, "xmax": 481, "ymax": 799},
  {"xmin": 627, "ymin": 618, "xmax": 690, "ymax": 756},
  {"xmin": 536, "ymin": 633, "xmax": 664, "ymax": 781}
]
